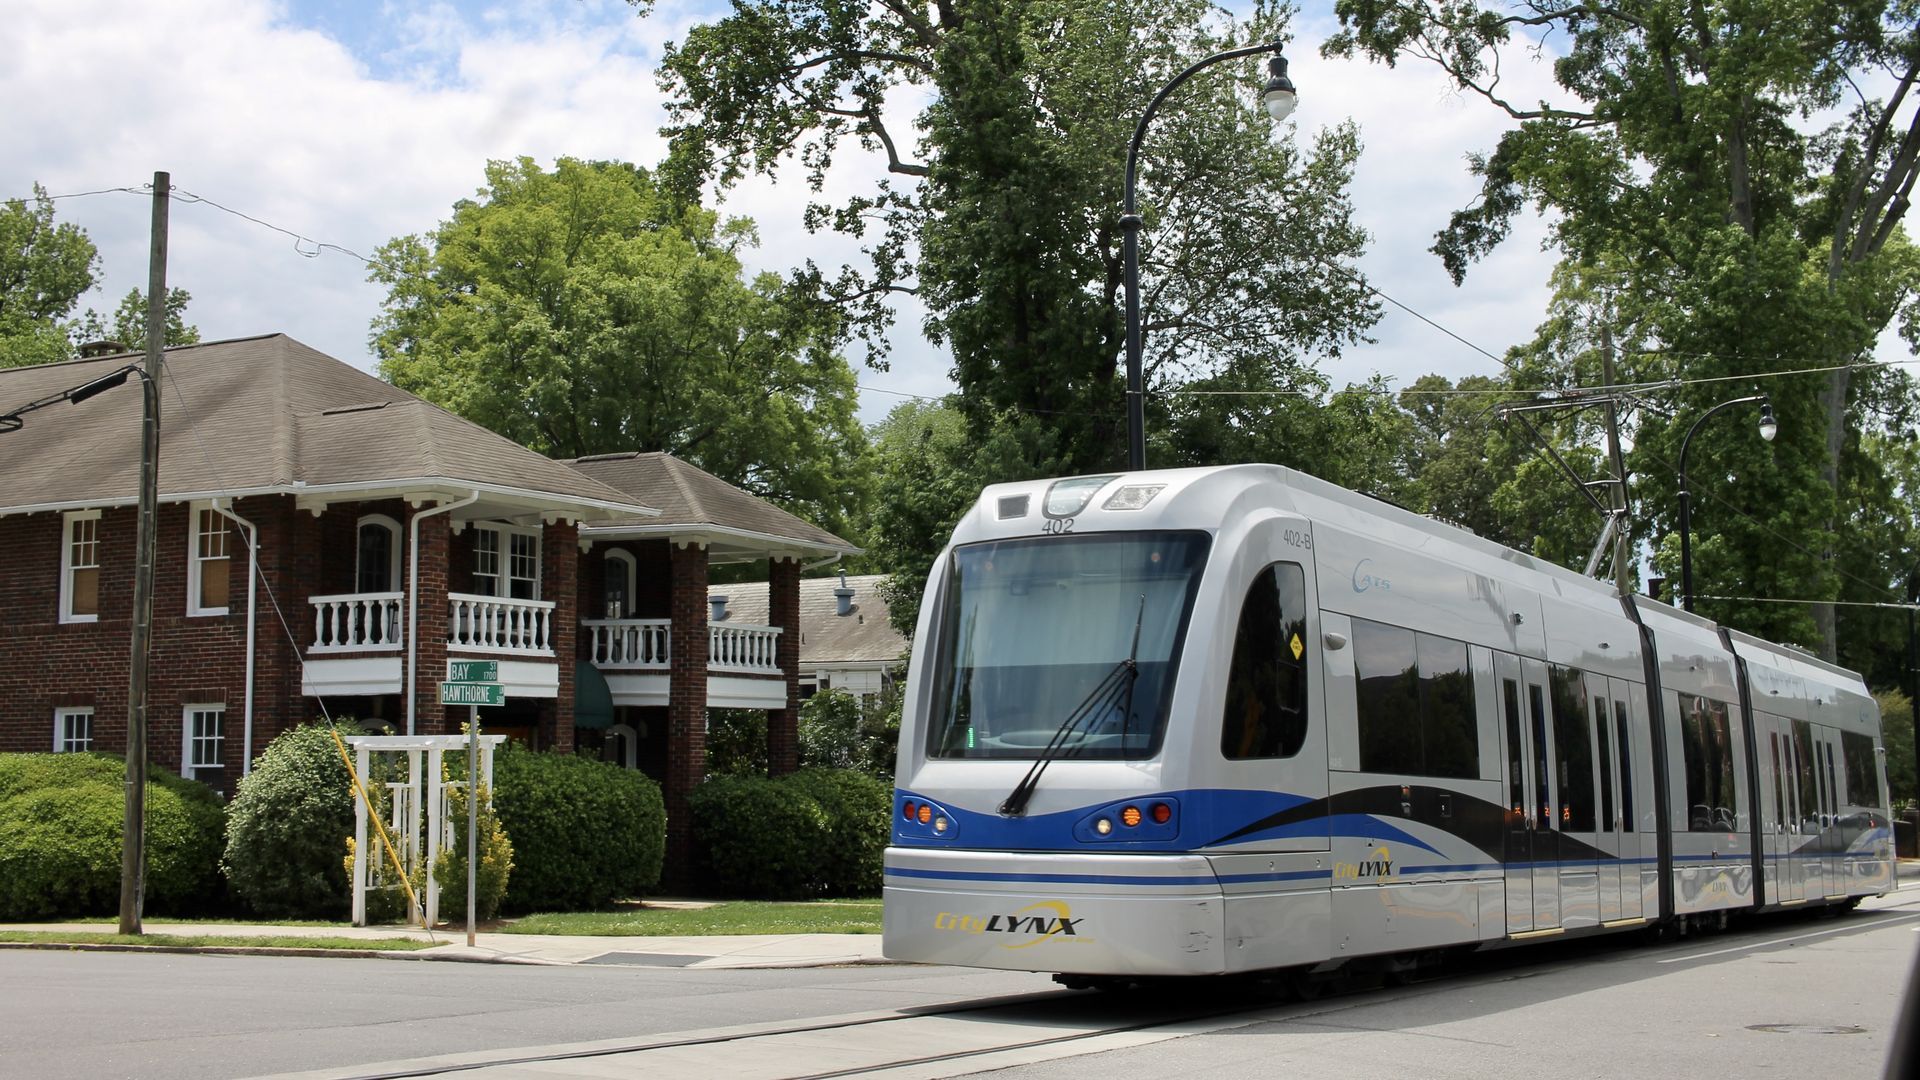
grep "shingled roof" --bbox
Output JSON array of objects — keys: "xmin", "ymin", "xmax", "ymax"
[
  {"xmin": 567, "ymin": 452, "xmax": 858, "ymax": 558},
  {"xmin": 710, "ymin": 574, "xmax": 905, "ymax": 665},
  {"xmin": 0, "ymin": 335, "xmax": 654, "ymax": 518}
]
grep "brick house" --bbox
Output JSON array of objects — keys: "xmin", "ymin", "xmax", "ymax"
[
  {"xmin": 707, "ymin": 574, "xmax": 906, "ymax": 704},
  {"xmin": 0, "ymin": 336, "xmax": 858, "ymax": 883}
]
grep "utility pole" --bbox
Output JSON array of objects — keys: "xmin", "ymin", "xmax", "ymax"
[
  {"xmin": 119, "ymin": 171, "xmax": 167, "ymax": 936},
  {"xmin": 1599, "ymin": 321, "xmax": 1632, "ymax": 596}
]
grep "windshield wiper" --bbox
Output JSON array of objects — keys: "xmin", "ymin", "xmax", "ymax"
[{"xmin": 999, "ymin": 596, "xmax": 1145, "ymax": 817}]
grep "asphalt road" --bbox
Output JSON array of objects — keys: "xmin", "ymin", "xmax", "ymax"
[{"xmin": 4, "ymin": 894, "xmax": 1916, "ymax": 1080}]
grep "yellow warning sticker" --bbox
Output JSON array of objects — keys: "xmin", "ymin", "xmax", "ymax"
[{"xmin": 1290, "ymin": 633, "xmax": 1304, "ymax": 660}]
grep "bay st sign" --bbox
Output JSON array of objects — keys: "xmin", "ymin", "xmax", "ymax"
[{"xmin": 440, "ymin": 659, "xmax": 504, "ymax": 707}]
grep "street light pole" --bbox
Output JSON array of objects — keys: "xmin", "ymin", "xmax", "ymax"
[
  {"xmin": 1121, "ymin": 40, "xmax": 1295, "ymax": 471},
  {"xmin": 1676, "ymin": 394, "xmax": 1776, "ymax": 613}
]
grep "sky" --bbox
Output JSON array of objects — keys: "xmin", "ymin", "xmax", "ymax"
[{"xmin": 1, "ymin": 0, "xmax": 1568, "ymax": 427}]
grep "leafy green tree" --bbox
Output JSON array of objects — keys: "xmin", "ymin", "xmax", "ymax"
[
  {"xmin": 71, "ymin": 287, "xmax": 199, "ymax": 351},
  {"xmin": 650, "ymin": 0, "xmax": 1378, "ymax": 473},
  {"xmin": 1328, "ymin": 0, "xmax": 1920, "ymax": 658},
  {"xmin": 0, "ymin": 185, "xmax": 98, "ymax": 368},
  {"xmin": 369, "ymin": 157, "xmax": 872, "ymax": 538},
  {"xmin": 1877, "ymin": 689, "xmax": 1914, "ymax": 807}
]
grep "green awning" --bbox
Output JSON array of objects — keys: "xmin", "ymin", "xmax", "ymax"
[{"xmin": 574, "ymin": 660, "xmax": 616, "ymax": 730}]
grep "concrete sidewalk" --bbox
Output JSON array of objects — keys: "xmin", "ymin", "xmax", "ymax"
[{"xmin": 0, "ymin": 921, "xmax": 894, "ymax": 969}]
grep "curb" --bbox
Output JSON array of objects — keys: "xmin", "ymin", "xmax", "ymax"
[{"xmin": 0, "ymin": 940, "xmax": 420, "ymax": 961}]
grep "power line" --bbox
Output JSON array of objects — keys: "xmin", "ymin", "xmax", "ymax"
[{"xmin": 1693, "ymin": 595, "xmax": 1919, "ymax": 612}]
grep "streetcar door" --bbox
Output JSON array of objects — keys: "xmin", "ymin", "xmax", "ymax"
[
  {"xmin": 1589, "ymin": 675, "xmax": 1622, "ymax": 923},
  {"xmin": 1816, "ymin": 726, "xmax": 1844, "ymax": 898},
  {"xmin": 1763, "ymin": 718, "xmax": 1798, "ymax": 904},
  {"xmin": 1497, "ymin": 653, "xmax": 1533, "ymax": 933},
  {"xmin": 1608, "ymin": 678, "xmax": 1643, "ymax": 921},
  {"xmin": 1522, "ymin": 658, "xmax": 1560, "ymax": 930},
  {"xmin": 1791, "ymin": 720, "xmax": 1821, "ymax": 899},
  {"xmin": 1220, "ymin": 550, "xmax": 1328, "ymax": 850}
]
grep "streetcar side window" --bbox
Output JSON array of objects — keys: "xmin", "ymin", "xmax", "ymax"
[
  {"xmin": 1615, "ymin": 700, "xmax": 1634, "ymax": 832},
  {"xmin": 1595, "ymin": 696, "xmax": 1615, "ymax": 832},
  {"xmin": 1549, "ymin": 666, "xmax": 1595, "ymax": 831},
  {"xmin": 1220, "ymin": 563, "xmax": 1309, "ymax": 760},
  {"xmin": 1842, "ymin": 730, "xmax": 1878, "ymax": 808},
  {"xmin": 1353, "ymin": 618, "xmax": 1478, "ymax": 779},
  {"xmin": 1503, "ymin": 678, "xmax": 1525, "ymax": 817},
  {"xmin": 1679, "ymin": 693, "xmax": 1738, "ymax": 832},
  {"xmin": 1793, "ymin": 721, "xmax": 1817, "ymax": 833}
]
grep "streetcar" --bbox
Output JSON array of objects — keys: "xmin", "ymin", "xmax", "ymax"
[{"xmin": 881, "ymin": 465, "xmax": 1894, "ymax": 979}]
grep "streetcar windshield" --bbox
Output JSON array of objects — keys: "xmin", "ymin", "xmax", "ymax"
[{"xmin": 926, "ymin": 531, "xmax": 1210, "ymax": 760}]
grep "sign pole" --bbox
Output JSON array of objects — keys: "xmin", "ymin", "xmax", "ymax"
[{"xmin": 467, "ymin": 703, "xmax": 479, "ymax": 948}]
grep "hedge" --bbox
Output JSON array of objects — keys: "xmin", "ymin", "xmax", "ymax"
[
  {"xmin": 689, "ymin": 768, "xmax": 890, "ymax": 899},
  {"xmin": 0, "ymin": 752, "xmax": 226, "ymax": 920},
  {"xmin": 222, "ymin": 721, "xmax": 363, "ymax": 918},
  {"xmin": 491, "ymin": 744, "xmax": 665, "ymax": 913}
]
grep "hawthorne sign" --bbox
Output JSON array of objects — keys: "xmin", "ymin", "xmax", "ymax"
[{"xmin": 441, "ymin": 660, "xmax": 504, "ymax": 707}]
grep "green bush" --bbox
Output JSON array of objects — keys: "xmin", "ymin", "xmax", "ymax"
[
  {"xmin": 433, "ymin": 783, "xmax": 513, "ymax": 922},
  {"xmin": 799, "ymin": 688, "xmax": 901, "ymax": 780},
  {"xmin": 0, "ymin": 753, "xmax": 226, "ymax": 920},
  {"xmin": 706, "ymin": 709, "xmax": 768, "ymax": 776},
  {"xmin": 223, "ymin": 721, "xmax": 364, "ymax": 918},
  {"xmin": 491, "ymin": 744, "xmax": 665, "ymax": 912},
  {"xmin": 689, "ymin": 768, "xmax": 890, "ymax": 899}
]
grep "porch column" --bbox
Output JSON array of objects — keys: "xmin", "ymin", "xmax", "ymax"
[
  {"xmin": 768, "ymin": 556, "xmax": 802, "ymax": 776},
  {"xmin": 665, "ymin": 539, "xmax": 710, "ymax": 888},
  {"xmin": 544, "ymin": 518, "xmax": 579, "ymax": 753},
  {"xmin": 408, "ymin": 509, "xmax": 451, "ymax": 735}
]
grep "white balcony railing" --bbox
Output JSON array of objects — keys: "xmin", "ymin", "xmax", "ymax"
[
  {"xmin": 582, "ymin": 619, "xmax": 785, "ymax": 676},
  {"xmin": 448, "ymin": 592, "xmax": 556, "ymax": 656},
  {"xmin": 709, "ymin": 622, "xmax": 782, "ymax": 674},
  {"xmin": 309, "ymin": 592, "xmax": 404, "ymax": 653},
  {"xmin": 582, "ymin": 618, "xmax": 670, "ymax": 670}
]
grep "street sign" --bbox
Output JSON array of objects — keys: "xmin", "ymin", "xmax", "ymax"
[
  {"xmin": 447, "ymin": 660, "xmax": 499, "ymax": 683},
  {"xmin": 439, "ymin": 681, "xmax": 504, "ymax": 706}
]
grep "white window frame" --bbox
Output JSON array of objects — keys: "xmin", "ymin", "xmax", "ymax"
[
  {"xmin": 183, "ymin": 704, "xmax": 225, "ymax": 778},
  {"xmin": 356, "ymin": 513, "xmax": 403, "ymax": 593},
  {"xmin": 187, "ymin": 502, "xmax": 232, "ymax": 617},
  {"xmin": 54, "ymin": 707, "xmax": 94, "ymax": 753},
  {"xmin": 60, "ymin": 509, "xmax": 102, "ymax": 624},
  {"xmin": 471, "ymin": 523, "xmax": 541, "ymax": 600},
  {"xmin": 603, "ymin": 549, "xmax": 637, "ymax": 618}
]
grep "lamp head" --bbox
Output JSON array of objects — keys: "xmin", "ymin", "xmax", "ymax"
[
  {"xmin": 1262, "ymin": 52, "xmax": 1297, "ymax": 122},
  {"xmin": 1758, "ymin": 400, "xmax": 1778, "ymax": 443}
]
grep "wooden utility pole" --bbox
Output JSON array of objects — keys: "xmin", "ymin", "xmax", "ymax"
[
  {"xmin": 1599, "ymin": 322, "xmax": 1632, "ymax": 596},
  {"xmin": 119, "ymin": 171, "xmax": 167, "ymax": 936}
]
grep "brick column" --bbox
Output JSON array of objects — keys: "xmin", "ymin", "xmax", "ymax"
[
  {"xmin": 768, "ymin": 556, "xmax": 802, "ymax": 776},
  {"xmin": 545, "ymin": 518, "xmax": 579, "ymax": 753},
  {"xmin": 409, "ymin": 509, "xmax": 452, "ymax": 735},
  {"xmin": 664, "ymin": 540, "xmax": 710, "ymax": 889}
]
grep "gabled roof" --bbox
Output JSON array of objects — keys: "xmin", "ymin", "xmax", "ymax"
[
  {"xmin": 568, "ymin": 451, "xmax": 858, "ymax": 558},
  {"xmin": 0, "ymin": 335, "xmax": 655, "ymax": 518},
  {"xmin": 710, "ymin": 574, "xmax": 905, "ymax": 664}
]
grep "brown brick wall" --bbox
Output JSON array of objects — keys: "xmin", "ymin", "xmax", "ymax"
[
  {"xmin": 411, "ymin": 511, "xmax": 451, "ymax": 735},
  {"xmin": 544, "ymin": 518, "xmax": 578, "ymax": 753},
  {"xmin": 768, "ymin": 556, "xmax": 801, "ymax": 775},
  {"xmin": 664, "ymin": 540, "xmax": 710, "ymax": 889}
]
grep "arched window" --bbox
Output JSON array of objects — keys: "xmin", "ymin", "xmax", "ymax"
[
  {"xmin": 603, "ymin": 549, "xmax": 638, "ymax": 619},
  {"xmin": 603, "ymin": 722, "xmax": 638, "ymax": 769},
  {"xmin": 357, "ymin": 514, "xmax": 402, "ymax": 593}
]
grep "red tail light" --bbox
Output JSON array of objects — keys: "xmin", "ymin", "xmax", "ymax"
[{"xmin": 1150, "ymin": 802, "xmax": 1172, "ymax": 824}]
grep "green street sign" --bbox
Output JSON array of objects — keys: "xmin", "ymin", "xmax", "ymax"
[
  {"xmin": 440, "ymin": 681, "xmax": 505, "ymax": 707},
  {"xmin": 447, "ymin": 660, "xmax": 499, "ymax": 683}
]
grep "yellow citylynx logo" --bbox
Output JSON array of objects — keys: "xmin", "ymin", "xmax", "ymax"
[
  {"xmin": 1333, "ymin": 845, "xmax": 1394, "ymax": 881},
  {"xmin": 934, "ymin": 900, "xmax": 1088, "ymax": 949}
]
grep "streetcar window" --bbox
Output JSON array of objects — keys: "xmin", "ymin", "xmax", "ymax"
[
  {"xmin": 1841, "ymin": 730, "xmax": 1878, "ymax": 808},
  {"xmin": 1679, "ymin": 693, "xmax": 1737, "ymax": 832},
  {"xmin": 1792, "ymin": 721, "xmax": 1817, "ymax": 833},
  {"xmin": 1549, "ymin": 666, "xmax": 1595, "ymax": 832},
  {"xmin": 1615, "ymin": 700, "xmax": 1634, "ymax": 832},
  {"xmin": 1530, "ymin": 684, "xmax": 1552, "ymax": 827},
  {"xmin": 925, "ymin": 531, "xmax": 1210, "ymax": 760},
  {"xmin": 1770, "ymin": 729, "xmax": 1786, "ymax": 831},
  {"xmin": 1503, "ymin": 678, "xmax": 1525, "ymax": 818},
  {"xmin": 1220, "ymin": 563, "xmax": 1309, "ymax": 760},
  {"xmin": 1353, "ymin": 618, "xmax": 1478, "ymax": 779},
  {"xmin": 1595, "ymin": 696, "xmax": 1615, "ymax": 832},
  {"xmin": 1824, "ymin": 741, "xmax": 1841, "ymax": 815}
]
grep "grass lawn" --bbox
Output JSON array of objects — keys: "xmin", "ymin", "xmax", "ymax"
[
  {"xmin": 0, "ymin": 931, "xmax": 437, "ymax": 951},
  {"xmin": 503, "ymin": 899, "xmax": 883, "ymax": 937}
]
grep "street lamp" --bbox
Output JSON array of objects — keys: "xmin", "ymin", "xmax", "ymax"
[
  {"xmin": 1121, "ymin": 40, "xmax": 1295, "ymax": 471},
  {"xmin": 1677, "ymin": 395, "xmax": 1777, "ymax": 613}
]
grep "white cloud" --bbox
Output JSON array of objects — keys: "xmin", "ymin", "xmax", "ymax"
[{"xmin": 2, "ymin": 0, "xmax": 1571, "ymax": 432}]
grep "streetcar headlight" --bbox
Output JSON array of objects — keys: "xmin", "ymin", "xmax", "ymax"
[
  {"xmin": 1094, "ymin": 818, "xmax": 1113, "ymax": 835},
  {"xmin": 1102, "ymin": 484, "xmax": 1165, "ymax": 511},
  {"xmin": 1044, "ymin": 475, "xmax": 1118, "ymax": 517},
  {"xmin": 933, "ymin": 816, "xmax": 949, "ymax": 833}
]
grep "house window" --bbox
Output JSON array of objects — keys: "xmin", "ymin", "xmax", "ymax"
[
  {"xmin": 188, "ymin": 504, "xmax": 232, "ymax": 615},
  {"xmin": 603, "ymin": 549, "xmax": 637, "ymax": 617},
  {"xmin": 183, "ymin": 705, "xmax": 225, "ymax": 782},
  {"xmin": 61, "ymin": 510, "xmax": 101, "ymax": 623},
  {"xmin": 356, "ymin": 515, "xmax": 401, "ymax": 593},
  {"xmin": 55, "ymin": 708, "xmax": 93, "ymax": 752},
  {"xmin": 471, "ymin": 526, "xmax": 540, "ymax": 599}
]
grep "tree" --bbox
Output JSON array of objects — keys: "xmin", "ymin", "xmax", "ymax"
[
  {"xmin": 369, "ymin": 157, "xmax": 873, "ymax": 538},
  {"xmin": 1328, "ymin": 0, "xmax": 1920, "ymax": 659},
  {"xmin": 650, "ymin": 0, "xmax": 1378, "ymax": 473},
  {"xmin": 0, "ymin": 185, "xmax": 98, "ymax": 368},
  {"xmin": 70, "ymin": 287, "xmax": 200, "ymax": 351}
]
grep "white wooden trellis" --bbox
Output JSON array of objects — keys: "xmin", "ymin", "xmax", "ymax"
[{"xmin": 345, "ymin": 734, "xmax": 505, "ymax": 926}]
